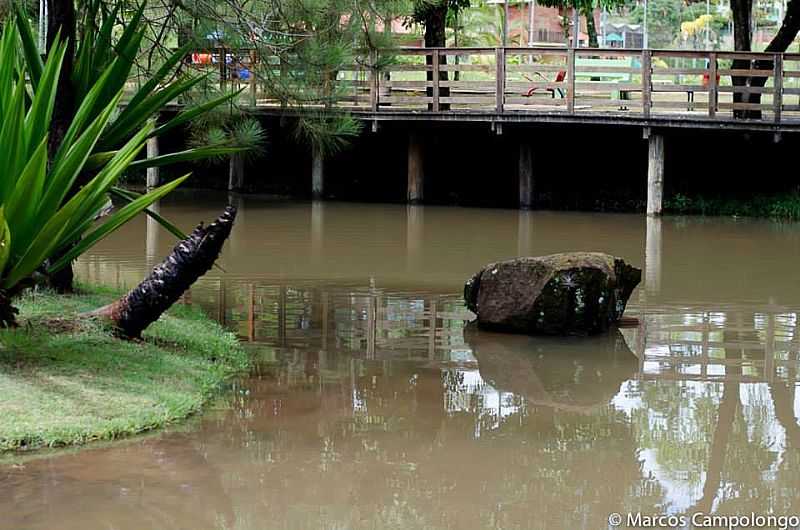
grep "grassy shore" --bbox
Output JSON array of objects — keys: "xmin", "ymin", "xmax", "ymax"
[
  {"xmin": 664, "ymin": 193, "xmax": 800, "ymax": 219},
  {"xmin": 0, "ymin": 285, "xmax": 248, "ymax": 452}
]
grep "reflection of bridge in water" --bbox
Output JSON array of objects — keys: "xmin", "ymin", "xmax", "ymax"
[
  {"xmin": 76, "ymin": 206, "xmax": 800, "ymax": 386},
  {"xmin": 77, "ymin": 257, "xmax": 800, "ymax": 387}
]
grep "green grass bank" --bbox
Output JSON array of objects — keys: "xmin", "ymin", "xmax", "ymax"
[
  {"xmin": 0, "ymin": 285, "xmax": 248, "ymax": 452},
  {"xmin": 664, "ymin": 192, "xmax": 800, "ymax": 219}
]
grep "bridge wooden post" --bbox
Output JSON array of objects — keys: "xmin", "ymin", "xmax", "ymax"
[
  {"xmin": 518, "ymin": 142, "xmax": 534, "ymax": 209},
  {"xmin": 496, "ymin": 47, "xmax": 505, "ymax": 113},
  {"xmin": 642, "ymin": 50, "xmax": 652, "ymax": 119},
  {"xmin": 369, "ymin": 49, "xmax": 379, "ymax": 111},
  {"xmin": 146, "ymin": 136, "xmax": 159, "ymax": 188},
  {"xmin": 311, "ymin": 144, "xmax": 324, "ymax": 200},
  {"xmin": 228, "ymin": 153, "xmax": 244, "ymax": 191},
  {"xmin": 647, "ymin": 132, "xmax": 665, "ymax": 216},
  {"xmin": 774, "ymin": 52, "xmax": 783, "ymax": 123},
  {"xmin": 708, "ymin": 52, "xmax": 717, "ymax": 118},
  {"xmin": 566, "ymin": 49, "xmax": 575, "ymax": 113},
  {"xmin": 432, "ymin": 49, "xmax": 441, "ymax": 112},
  {"xmin": 407, "ymin": 132, "xmax": 424, "ymax": 204},
  {"xmin": 249, "ymin": 49, "xmax": 257, "ymax": 107}
]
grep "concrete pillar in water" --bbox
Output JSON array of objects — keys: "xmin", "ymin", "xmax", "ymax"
[
  {"xmin": 146, "ymin": 136, "xmax": 159, "ymax": 189},
  {"xmin": 517, "ymin": 209, "xmax": 534, "ymax": 257},
  {"xmin": 311, "ymin": 200, "xmax": 324, "ymax": 264},
  {"xmin": 647, "ymin": 133, "xmax": 665, "ymax": 216},
  {"xmin": 145, "ymin": 199, "xmax": 160, "ymax": 270},
  {"xmin": 518, "ymin": 142, "xmax": 535, "ymax": 209},
  {"xmin": 406, "ymin": 204, "xmax": 424, "ymax": 271},
  {"xmin": 645, "ymin": 215, "xmax": 662, "ymax": 299},
  {"xmin": 311, "ymin": 144, "xmax": 324, "ymax": 200},
  {"xmin": 407, "ymin": 133, "xmax": 424, "ymax": 204},
  {"xmin": 228, "ymin": 153, "xmax": 245, "ymax": 191}
]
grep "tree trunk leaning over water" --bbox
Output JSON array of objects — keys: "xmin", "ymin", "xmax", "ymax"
[{"xmin": 89, "ymin": 206, "xmax": 237, "ymax": 338}]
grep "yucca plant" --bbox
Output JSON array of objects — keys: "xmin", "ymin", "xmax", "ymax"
[
  {"xmin": 0, "ymin": 19, "xmax": 185, "ymax": 327},
  {"xmin": 14, "ymin": 1, "xmax": 247, "ymax": 290}
]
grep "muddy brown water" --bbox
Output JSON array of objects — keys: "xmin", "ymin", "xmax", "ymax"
[{"xmin": 4, "ymin": 193, "xmax": 800, "ymax": 529}]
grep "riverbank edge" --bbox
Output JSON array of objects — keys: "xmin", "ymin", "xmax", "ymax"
[{"xmin": 0, "ymin": 284, "xmax": 249, "ymax": 453}]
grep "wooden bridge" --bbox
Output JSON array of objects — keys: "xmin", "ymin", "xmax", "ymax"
[
  {"xmin": 200, "ymin": 46, "xmax": 800, "ymax": 127},
  {"xmin": 159, "ymin": 46, "xmax": 800, "ymax": 212}
]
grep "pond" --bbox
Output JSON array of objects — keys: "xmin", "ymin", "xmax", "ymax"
[{"xmin": 3, "ymin": 193, "xmax": 800, "ymax": 529}]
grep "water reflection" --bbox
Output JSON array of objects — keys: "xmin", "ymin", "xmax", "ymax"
[{"xmin": 7, "ymin": 198, "xmax": 800, "ymax": 529}]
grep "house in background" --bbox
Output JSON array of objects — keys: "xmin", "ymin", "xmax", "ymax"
[
  {"xmin": 486, "ymin": 0, "xmax": 602, "ymax": 46},
  {"xmin": 600, "ymin": 22, "xmax": 643, "ymax": 48}
]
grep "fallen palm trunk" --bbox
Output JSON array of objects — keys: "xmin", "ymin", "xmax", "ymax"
[{"xmin": 89, "ymin": 206, "xmax": 237, "ymax": 338}]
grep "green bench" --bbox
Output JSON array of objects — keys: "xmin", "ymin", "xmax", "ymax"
[{"xmin": 574, "ymin": 57, "xmax": 638, "ymax": 104}]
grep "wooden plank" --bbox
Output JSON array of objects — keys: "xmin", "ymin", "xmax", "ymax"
[
  {"xmin": 782, "ymin": 87, "xmax": 800, "ymax": 94},
  {"xmin": 437, "ymin": 48, "xmax": 495, "ymax": 55},
  {"xmin": 652, "ymin": 84, "xmax": 705, "ymax": 92},
  {"xmin": 718, "ymin": 101, "xmax": 773, "ymax": 110},
  {"xmin": 782, "ymin": 70, "xmax": 800, "ymax": 77},
  {"xmin": 651, "ymin": 50, "xmax": 714, "ymax": 59},
  {"xmin": 574, "ymin": 82, "xmax": 641, "ymax": 91},
  {"xmin": 439, "ymin": 97, "xmax": 497, "ymax": 104},
  {"xmin": 717, "ymin": 51, "xmax": 773, "ymax": 60},
  {"xmin": 575, "ymin": 49, "xmax": 640, "ymax": 58},
  {"xmin": 718, "ymin": 68, "xmax": 773, "ymax": 77},
  {"xmin": 505, "ymin": 97, "xmax": 568, "ymax": 106},
  {"xmin": 651, "ymin": 100, "xmax": 701, "ymax": 109},
  {"xmin": 652, "ymin": 67, "xmax": 708, "ymax": 75},
  {"xmin": 504, "ymin": 48, "xmax": 568, "ymax": 56},
  {"xmin": 642, "ymin": 50, "xmax": 652, "ymax": 119},
  {"xmin": 506, "ymin": 81, "xmax": 567, "ymax": 90},
  {"xmin": 440, "ymin": 81, "xmax": 497, "ymax": 89},
  {"xmin": 574, "ymin": 98, "xmax": 643, "ymax": 107},
  {"xmin": 496, "ymin": 47, "xmax": 505, "ymax": 113},
  {"xmin": 432, "ymin": 50, "xmax": 440, "ymax": 112},
  {"xmin": 566, "ymin": 49, "xmax": 575, "ymax": 113},
  {"xmin": 380, "ymin": 96, "xmax": 433, "ymax": 104},
  {"xmin": 718, "ymin": 85, "xmax": 774, "ymax": 94},
  {"xmin": 383, "ymin": 80, "xmax": 431, "ymax": 88}
]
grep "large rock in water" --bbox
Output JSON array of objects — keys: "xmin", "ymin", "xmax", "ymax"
[{"xmin": 464, "ymin": 252, "xmax": 641, "ymax": 335}]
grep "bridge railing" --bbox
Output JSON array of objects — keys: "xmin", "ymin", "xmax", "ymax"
[{"xmin": 185, "ymin": 47, "xmax": 800, "ymax": 124}]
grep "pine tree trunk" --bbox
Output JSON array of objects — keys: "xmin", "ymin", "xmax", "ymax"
[
  {"xmin": 88, "ymin": 207, "xmax": 237, "ymax": 338},
  {"xmin": 583, "ymin": 8, "xmax": 599, "ymax": 48},
  {"xmin": 424, "ymin": 6, "xmax": 449, "ymax": 110},
  {"xmin": 46, "ymin": 0, "xmax": 78, "ymax": 293}
]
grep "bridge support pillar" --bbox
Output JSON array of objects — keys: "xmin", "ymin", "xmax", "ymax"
[
  {"xmin": 407, "ymin": 133, "xmax": 424, "ymax": 204},
  {"xmin": 146, "ymin": 137, "xmax": 159, "ymax": 189},
  {"xmin": 311, "ymin": 144, "xmax": 324, "ymax": 200},
  {"xmin": 645, "ymin": 216, "xmax": 663, "ymax": 298},
  {"xmin": 647, "ymin": 133, "xmax": 665, "ymax": 216},
  {"xmin": 228, "ymin": 153, "xmax": 244, "ymax": 191},
  {"xmin": 518, "ymin": 142, "xmax": 535, "ymax": 209}
]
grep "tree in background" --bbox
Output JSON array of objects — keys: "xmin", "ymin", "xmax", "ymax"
[{"xmin": 177, "ymin": 0, "xmax": 407, "ymax": 180}]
